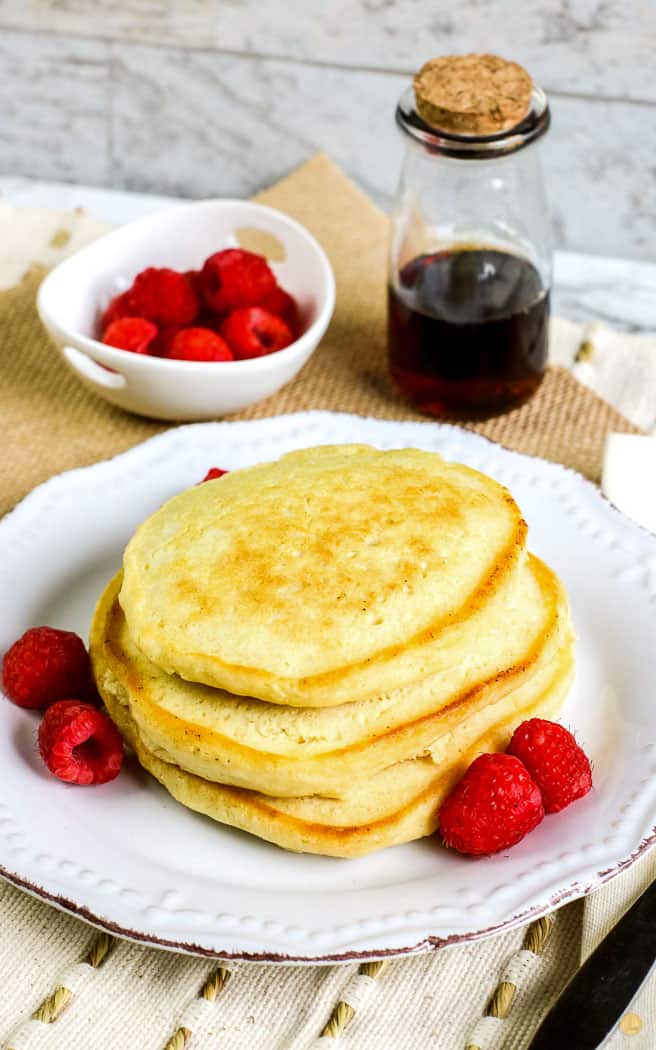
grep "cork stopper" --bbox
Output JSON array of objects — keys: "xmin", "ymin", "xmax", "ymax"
[{"xmin": 414, "ymin": 54, "xmax": 533, "ymax": 136}]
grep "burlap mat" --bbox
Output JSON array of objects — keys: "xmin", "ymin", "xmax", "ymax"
[
  {"xmin": 0, "ymin": 155, "xmax": 646, "ymax": 1050},
  {"xmin": 1, "ymin": 154, "xmax": 639, "ymax": 518}
]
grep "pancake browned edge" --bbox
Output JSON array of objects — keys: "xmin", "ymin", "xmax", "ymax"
[
  {"xmin": 102, "ymin": 649, "xmax": 573, "ymax": 858},
  {"xmin": 91, "ymin": 556, "xmax": 572, "ymax": 798}
]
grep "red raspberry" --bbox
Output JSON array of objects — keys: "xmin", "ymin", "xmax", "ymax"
[
  {"xmin": 100, "ymin": 290, "xmax": 132, "ymax": 331},
  {"xmin": 38, "ymin": 701, "xmax": 123, "ymax": 786},
  {"xmin": 184, "ymin": 269, "xmax": 203, "ymax": 295},
  {"xmin": 152, "ymin": 325, "xmax": 181, "ymax": 357},
  {"xmin": 199, "ymin": 249, "xmax": 276, "ymax": 312},
  {"xmin": 126, "ymin": 267, "xmax": 198, "ymax": 326},
  {"xmin": 103, "ymin": 317, "xmax": 159, "ymax": 355},
  {"xmin": 199, "ymin": 467, "xmax": 229, "ymax": 483},
  {"xmin": 2, "ymin": 627, "xmax": 91, "ymax": 710},
  {"xmin": 260, "ymin": 284, "xmax": 299, "ymax": 334},
  {"xmin": 439, "ymin": 753, "xmax": 544, "ymax": 855},
  {"xmin": 164, "ymin": 327, "xmax": 234, "ymax": 363},
  {"xmin": 190, "ymin": 313, "xmax": 227, "ymax": 335},
  {"xmin": 508, "ymin": 718, "xmax": 592, "ymax": 814},
  {"xmin": 219, "ymin": 307, "xmax": 293, "ymax": 359}
]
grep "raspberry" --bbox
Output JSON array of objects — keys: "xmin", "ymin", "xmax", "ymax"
[
  {"xmin": 260, "ymin": 284, "xmax": 299, "ymax": 334},
  {"xmin": 508, "ymin": 718, "xmax": 592, "ymax": 814},
  {"xmin": 199, "ymin": 249, "xmax": 276, "ymax": 312},
  {"xmin": 439, "ymin": 753, "xmax": 544, "ymax": 855},
  {"xmin": 164, "ymin": 327, "xmax": 234, "ymax": 363},
  {"xmin": 219, "ymin": 307, "xmax": 293, "ymax": 359},
  {"xmin": 125, "ymin": 268, "xmax": 198, "ymax": 326},
  {"xmin": 184, "ymin": 269, "xmax": 203, "ymax": 299},
  {"xmin": 100, "ymin": 290, "xmax": 131, "ymax": 331},
  {"xmin": 193, "ymin": 313, "xmax": 227, "ymax": 333},
  {"xmin": 38, "ymin": 701, "xmax": 123, "ymax": 786},
  {"xmin": 2, "ymin": 627, "xmax": 91, "ymax": 710},
  {"xmin": 152, "ymin": 325, "xmax": 181, "ymax": 357},
  {"xmin": 199, "ymin": 467, "xmax": 229, "ymax": 483},
  {"xmin": 103, "ymin": 317, "xmax": 159, "ymax": 355}
]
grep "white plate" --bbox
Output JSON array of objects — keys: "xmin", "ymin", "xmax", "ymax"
[{"xmin": 1, "ymin": 413, "xmax": 655, "ymax": 963}]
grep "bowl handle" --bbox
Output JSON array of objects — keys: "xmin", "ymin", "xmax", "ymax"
[{"xmin": 62, "ymin": 346, "xmax": 127, "ymax": 390}]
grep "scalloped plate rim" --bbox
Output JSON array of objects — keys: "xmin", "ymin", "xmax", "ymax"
[{"xmin": 1, "ymin": 411, "xmax": 655, "ymax": 963}]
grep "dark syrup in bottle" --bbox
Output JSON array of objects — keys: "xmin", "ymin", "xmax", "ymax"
[{"xmin": 388, "ymin": 246, "xmax": 549, "ymax": 419}]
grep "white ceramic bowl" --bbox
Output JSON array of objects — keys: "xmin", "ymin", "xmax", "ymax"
[{"xmin": 37, "ymin": 200, "xmax": 335, "ymax": 420}]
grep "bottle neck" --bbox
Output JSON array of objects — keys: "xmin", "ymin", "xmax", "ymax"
[{"xmin": 396, "ymin": 85, "xmax": 550, "ymax": 161}]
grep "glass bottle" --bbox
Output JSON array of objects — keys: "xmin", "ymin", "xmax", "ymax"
[{"xmin": 388, "ymin": 81, "xmax": 552, "ymax": 419}]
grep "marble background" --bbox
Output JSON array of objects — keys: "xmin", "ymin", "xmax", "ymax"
[{"xmin": 0, "ymin": 0, "xmax": 655, "ymax": 260}]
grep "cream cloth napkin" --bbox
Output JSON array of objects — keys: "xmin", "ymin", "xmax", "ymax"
[
  {"xmin": 0, "ymin": 202, "xmax": 107, "ymax": 290},
  {"xmin": 602, "ymin": 434, "xmax": 656, "ymax": 534},
  {"xmin": 549, "ymin": 318, "xmax": 656, "ymax": 434},
  {"xmin": 1, "ymin": 202, "xmax": 655, "ymax": 1050}
]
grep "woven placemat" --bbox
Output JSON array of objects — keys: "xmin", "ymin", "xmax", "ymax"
[
  {"xmin": 1, "ymin": 153, "xmax": 639, "ymax": 518},
  {"xmin": 0, "ymin": 155, "xmax": 644, "ymax": 1050}
]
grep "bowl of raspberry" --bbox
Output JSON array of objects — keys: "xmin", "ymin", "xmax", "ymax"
[{"xmin": 37, "ymin": 200, "xmax": 335, "ymax": 420}]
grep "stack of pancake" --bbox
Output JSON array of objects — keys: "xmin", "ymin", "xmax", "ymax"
[{"xmin": 90, "ymin": 445, "xmax": 574, "ymax": 858}]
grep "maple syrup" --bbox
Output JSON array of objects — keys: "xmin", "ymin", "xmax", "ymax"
[{"xmin": 388, "ymin": 247, "xmax": 549, "ymax": 419}]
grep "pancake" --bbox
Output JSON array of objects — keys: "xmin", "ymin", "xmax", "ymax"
[
  {"xmin": 103, "ymin": 647, "xmax": 574, "ymax": 858},
  {"xmin": 119, "ymin": 445, "xmax": 527, "ymax": 706},
  {"xmin": 91, "ymin": 556, "xmax": 573, "ymax": 797}
]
